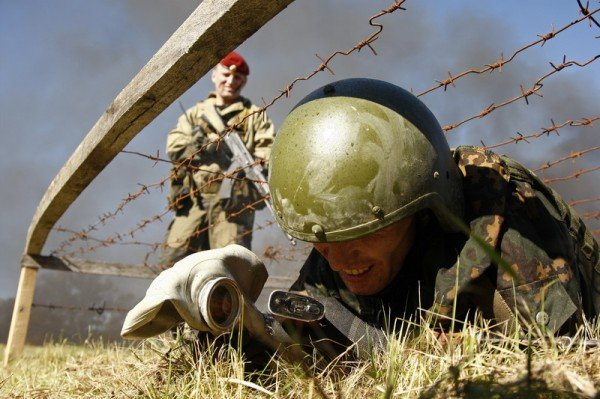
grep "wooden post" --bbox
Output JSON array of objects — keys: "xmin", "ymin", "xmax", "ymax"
[{"xmin": 4, "ymin": 266, "xmax": 38, "ymax": 365}]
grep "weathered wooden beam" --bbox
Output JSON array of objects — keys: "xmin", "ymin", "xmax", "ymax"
[
  {"xmin": 21, "ymin": 254, "xmax": 160, "ymax": 278},
  {"xmin": 264, "ymin": 276, "xmax": 295, "ymax": 289},
  {"xmin": 21, "ymin": 253, "xmax": 295, "ymax": 287},
  {"xmin": 24, "ymin": 0, "xmax": 295, "ymax": 256}
]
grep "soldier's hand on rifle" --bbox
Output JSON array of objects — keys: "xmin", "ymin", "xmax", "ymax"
[{"xmin": 193, "ymin": 130, "xmax": 222, "ymax": 156}]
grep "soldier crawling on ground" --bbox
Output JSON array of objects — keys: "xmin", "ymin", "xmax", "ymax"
[
  {"xmin": 124, "ymin": 78, "xmax": 599, "ymax": 367},
  {"xmin": 158, "ymin": 51, "xmax": 274, "ymax": 269}
]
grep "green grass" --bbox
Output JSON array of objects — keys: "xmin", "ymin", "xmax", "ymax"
[{"xmin": 2, "ymin": 322, "xmax": 599, "ymax": 399}]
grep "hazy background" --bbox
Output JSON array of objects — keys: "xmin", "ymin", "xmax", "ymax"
[{"xmin": 1, "ymin": 0, "xmax": 598, "ymax": 343}]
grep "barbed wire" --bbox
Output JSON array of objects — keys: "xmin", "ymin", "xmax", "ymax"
[
  {"xmin": 577, "ymin": 0, "xmax": 600, "ymax": 30},
  {"xmin": 415, "ymin": 5, "xmax": 600, "ymax": 97},
  {"xmin": 138, "ymin": 218, "xmax": 283, "ymax": 265},
  {"xmin": 581, "ymin": 211, "xmax": 600, "ymax": 220},
  {"xmin": 51, "ymin": 176, "xmax": 170, "ymax": 255},
  {"xmin": 31, "ymin": 302, "xmax": 129, "ymax": 315},
  {"xmin": 59, "ymin": 194, "xmax": 270, "ymax": 259},
  {"xmin": 542, "ymin": 166, "xmax": 600, "ymax": 185},
  {"xmin": 534, "ymin": 145, "xmax": 600, "ymax": 172},
  {"xmin": 54, "ymin": 226, "xmax": 159, "ymax": 249},
  {"xmin": 442, "ymin": 55, "xmax": 600, "ymax": 132},
  {"xmin": 482, "ymin": 116, "xmax": 598, "ymax": 149},
  {"xmin": 252, "ymin": 0, "xmax": 408, "ymax": 113},
  {"xmin": 569, "ymin": 197, "xmax": 600, "ymax": 207},
  {"xmin": 52, "ymin": 156, "xmax": 270, "ymax": 256}
]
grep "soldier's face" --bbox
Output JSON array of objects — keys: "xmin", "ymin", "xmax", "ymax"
[
  {"xmin": 314, "ymin": 217, "xmax": 416, "ymax": 295},
  {"xmin": 211, "ymin": 64, "xmax": 247, "ymax": 105}
]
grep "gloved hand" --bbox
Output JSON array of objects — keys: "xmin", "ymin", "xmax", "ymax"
[
  {"xmin": 194, "ymin": 130, "xmax": 226, "ymax": 157},
  {"xmin": 121, "ymin": 244, "xmax": 268, "ymax": 339}
]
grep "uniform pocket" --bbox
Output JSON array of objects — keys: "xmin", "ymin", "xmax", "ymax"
[
  {"xmin": 497, "ymin": 276, "xmax": 577, "ymax": 334},
  {"xmin": 194, "ymin": 163, "xmax": 222, "ymax": 194}
]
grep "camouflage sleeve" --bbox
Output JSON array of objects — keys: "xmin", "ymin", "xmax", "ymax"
[
  {"xmin": 434, "ymin": 146, "xmax": 597, "ymax": 334},
  {"xmin": 500, "ymin": 155, "xmax": 599, "ymax": 323},
  {"xmin": 250, "ymin": 108, "xmax": 274, "ymax": 163},
  {"xmin": 166, "ymin": 106, "xmax": 203, "ymax": 163}
]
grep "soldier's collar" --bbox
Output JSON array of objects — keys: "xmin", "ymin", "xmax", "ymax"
[{"xmin": 207, "ymin": 92, "xmax": 247, "ymax": 112}]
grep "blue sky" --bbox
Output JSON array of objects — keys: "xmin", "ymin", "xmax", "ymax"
[{"xmin": 0, "ymin": 0, "xmax": 598, "ymax": 313}]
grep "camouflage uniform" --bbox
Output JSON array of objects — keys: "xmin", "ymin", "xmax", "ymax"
[
  {"xmin": 159, "ymin": 93, "xmax": 274, "ymax": 268},
  {"xmin": 292, "ymin": 146, "xmax": 599, "ymax": 334}
]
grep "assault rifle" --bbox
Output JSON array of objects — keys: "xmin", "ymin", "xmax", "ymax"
[{"xmin": 201, "ymin": 105, "xmax": 296, "ymax": 245}]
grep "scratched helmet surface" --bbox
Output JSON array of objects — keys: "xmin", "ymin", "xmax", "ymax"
[{"xmin": 268, "ymin": 78, "xmax": 464, "ymax": 242}]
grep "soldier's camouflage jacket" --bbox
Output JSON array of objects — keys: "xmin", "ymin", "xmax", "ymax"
[{"xmin": 292, "ymin": 146, "xmax": 599, "ymax": 334}]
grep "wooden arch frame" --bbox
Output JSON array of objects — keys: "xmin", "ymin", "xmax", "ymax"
[{"xmin": 4, "ymin": 0, "xmax": 295, "ymax": 364}]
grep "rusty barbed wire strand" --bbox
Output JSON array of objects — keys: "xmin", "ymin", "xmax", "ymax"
[
  {"xmin": 581, "ymin": 211, "xmax": 600, "ymax": 220},
  {"xmin": 60, "ymin": 193, "xmax": 270, "ymax": 259},
  {"xmin": 542, "ymin": 166, "xmax": 600, "ymax": 184},
  {"xmin": 569, "ymin": 197, "xmax": 600, "ymax": 207},
  {"xmin": 534, "ymin": 145, "xmax": 600, "ymax": 172},
  {"xmin": 32, "ymin": 302, "xmax": 129, "ymax": 314},
  {"xmin": 416, "ymin": 6, "xmax": 600, "ymax": 97},
  {"xmin": 61, "ymin": 211, "xmax": 170, "ymax": 257},
  {"xmin": 136, "ymin": 206, "xmax": 279, "ymax": 264},
  {"xmin": 577, "ymin": 0, "xmax": 600, "ymax": 30},
  {"xmin": 52, "ymin": 156, "xmax": 269, "ymax": 256},
  {"xmin": 54, "ymin": 226, "xmax": 158, "ymax": 249},
  {"xmin": 137, "ymin": 219, "xmax": 284, "ymax": 265},
  {"xmin": 251, "ymin": 0, "xmax": 407, "ymax": 108},
  {"xmin": 53, "ymin": 163, "xmax": 272, "ymax": 257},
  {"xmin": 51, "ymin": 175, "xmax": 169, "ymax": 255},
  {"xmin": 483, "ymin": 116, "xmax": 599, "ymax": 149},
  {"xmin": 155, "ymin": 196, "xmax": 271, "ymax": 249},
  {"xmin": 443, "ymin": 55, "xmax": 600, "ymax": 132}
]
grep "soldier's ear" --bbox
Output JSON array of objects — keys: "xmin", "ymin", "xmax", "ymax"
[{"xmin": 238, "ymin": 73, "xmax": 247, "ymax": 89}]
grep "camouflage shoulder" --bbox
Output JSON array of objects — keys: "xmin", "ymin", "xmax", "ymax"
[
  {"xmin": 452, "ymin": 145, "xmax": 510, "ymax": 182},
  {"xmin": 238, "ymin": 95, "xmax": 255, "ymax": 109}
]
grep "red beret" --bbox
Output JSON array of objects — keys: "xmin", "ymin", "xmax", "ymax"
[{"xmin": 219, "ymin": 51, "xmax": 250, "ymax": 76}]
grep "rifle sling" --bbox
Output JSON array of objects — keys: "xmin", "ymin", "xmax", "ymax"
[
  {"xmin": 203, "ymin": 104, "xmax": 228, "ymax": 132},
  {"xmin": 312, "ymin": 294, "xmax": 387, "ymax": 358}
]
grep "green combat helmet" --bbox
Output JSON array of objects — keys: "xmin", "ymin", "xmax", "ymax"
[{"xmin": 268, "ymin": 78, "xmax": 464, "ymax": 242}]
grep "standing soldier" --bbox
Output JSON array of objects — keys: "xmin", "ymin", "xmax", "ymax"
[{"xmin": 159, "ymin": 51, "xmax": 275, "ymax": 268}]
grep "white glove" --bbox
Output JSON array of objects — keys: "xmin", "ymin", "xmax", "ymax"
[{"xmin": 121, "ymin": 244, "xmax": 267, "ymax": 339}]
